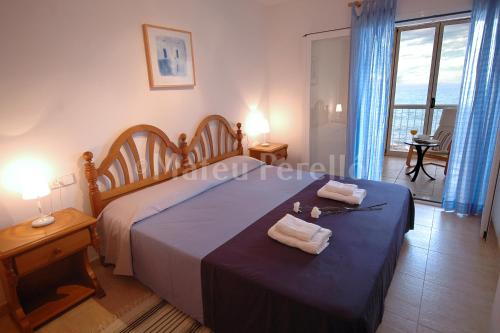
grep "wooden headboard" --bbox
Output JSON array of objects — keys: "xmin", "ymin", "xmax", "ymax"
[
  {"xmin": 83, "ymin": 115, "xmax": 243, "ymax": 216},
  {"xmin": 183, "ymin": 114, "xmax": 243, "ymax": 170}
]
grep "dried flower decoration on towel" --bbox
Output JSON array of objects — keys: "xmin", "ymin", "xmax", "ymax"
[
  {"xmin": 311, "ymin": 207, "xmax": 322, "ymax": 219},
  {"xmin": 292, "ymin": 202, "xmax": 387, "ymax": 219}
]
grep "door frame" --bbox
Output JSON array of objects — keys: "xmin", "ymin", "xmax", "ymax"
[
  {"xmin": 303, "ymin": 29, "xmax": 351, "ymax": 165},
  {"xmin": 481, "ymin": 133, "xmax": 500, "ymax": 239},
  {"xmin": 385, "ymin": 18, "xmax": 470, "ymax": 157}
]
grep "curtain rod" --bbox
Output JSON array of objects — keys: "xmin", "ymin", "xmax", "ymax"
[{"xmin": 302, "ymin": 10, "xmax": 471, "ymax": 38}]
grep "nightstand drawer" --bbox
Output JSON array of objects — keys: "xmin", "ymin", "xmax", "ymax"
[{"xmin": 15, "ymin": 229, "xmax": 91, "ymax": 276}]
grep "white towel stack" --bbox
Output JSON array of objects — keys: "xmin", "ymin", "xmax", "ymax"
[
  {"xmin": 317, "ymin": 180, "xmax": 367, "ymax": 205},
  {"xmin": 268, "ymin": 214, "xmax": 331, "ymax": 254}
]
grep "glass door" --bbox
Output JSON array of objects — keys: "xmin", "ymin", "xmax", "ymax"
[
  {"xmin": 307, "ymin": 30, "xmax": 350, "ymax": 176},
  {"xmin": 386, "ymin": 19, "xmax": 470, "ymax": 154}
]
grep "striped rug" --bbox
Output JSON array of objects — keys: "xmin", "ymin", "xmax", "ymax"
[{"xmin": 99, "ymin": 295, "xmax": 211, "ymax": 333}]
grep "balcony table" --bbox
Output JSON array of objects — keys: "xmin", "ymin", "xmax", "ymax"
[{"xmin": 404, "ymin": 141, "xmax": 439, "ymax": 182}]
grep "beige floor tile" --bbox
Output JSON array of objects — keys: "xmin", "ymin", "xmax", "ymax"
[
  {"xmin": 383, "ymin": 170, "xmax": 402, "ymax": 180},
  {"xmin": 432, "ymin": 211, "xmax": 481, "ymax": 236},
  {"xmin": 414, "ymin": 204, "xmax": 434, "ymax": 228},
  {"xmin": 405, "ymin": 225, "xmax": 432, "ymax": 250},
  {"xmin": 92, "ymin": 263, "xmax": 152, "ymax": 313},
  {"xmin": 384, "ymin": 157, "xmax": 408, "ymax": 168},
  {"xmin": 414, "ymin": 217, "xmax": 433, "ymax": 228},
  {"xmin": 419, "ymin": 280, "xmax": 493, "ymax": 333},
  {"xmin": 396, "ymin": 181, "xmax": 440, "ymax": 203},
  {"xmin": 385, "ymin": 272, "xmax": 424, "ymax": 322},
  {"xmin": 429, "ymin": 228, "xmax": 499, "ymax": 263},
  {"xmin": 382, "ymin": 177, "xmax": 397, "ymax": 184},
  {"xmin": 383, "ymin": 165, "xmax": 401, "ymax": 172},
  {"xmin": 415, "ymin": 203, "xmax": 434, "ymax": 218},
  {"xmin": 384, "ymin": 156, "xmax": 445, "ymax": 202},
  {"xmin": 425, "ymin": 250, "xmax": 499, "ymax": 301},
  {"xmin": 396, "ymin": 242, "xmax": 428, "ymax": 280},
  {"xmin": 377, "ymin": 310, "xmax": 418, "ymax": 333},
  {"xmin": 417, "ymin": 324, "xmax": 442, "ymax": 333},
  {"xmin": 395, "ymin": 178, "xmax": 417, "ymax": 192},
  {"xmin": 37, "ymin": 299, "xmax": 116, "ymax": 333}
]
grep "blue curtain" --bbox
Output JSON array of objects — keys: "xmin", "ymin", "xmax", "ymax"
[
  {"xmin": 443, "ymin": 0, "xmax": 500, "ymax": 215},
  {"xmin": 346, "ymin": 0, "xmax": 396, "ymax": 180}
]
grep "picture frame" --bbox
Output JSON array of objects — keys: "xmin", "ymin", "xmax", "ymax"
[{"xmin": 142, "ymin": 24, "xmax": 196, "ymax": 88}]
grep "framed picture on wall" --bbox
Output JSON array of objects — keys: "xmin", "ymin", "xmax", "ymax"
[{"xmin": 142, "ymin": 24, "xmax": 196, "ymax": 88}]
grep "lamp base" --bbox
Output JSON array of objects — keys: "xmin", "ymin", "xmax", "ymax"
[
  {"xmin": 260, "ymin": 142, "xmax": 270, "ymax": 147},
  {"xmin": 32, "ymin": 215, "xmax": 55, "ymax": 228}
]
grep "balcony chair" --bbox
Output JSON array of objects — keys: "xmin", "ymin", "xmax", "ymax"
[{"xmin": 405, "ymin": 108, "xmax": 457, "ymax": 175}]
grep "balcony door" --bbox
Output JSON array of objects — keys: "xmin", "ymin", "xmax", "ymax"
[{"xmin": 386, "ymin": 19, "xmax": 470, "ymax": 154}]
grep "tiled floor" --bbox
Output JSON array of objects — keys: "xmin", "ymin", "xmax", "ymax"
[
  {"xmin": 382, "ymin": 156, "xmax": 446, "ymax": 203},
  {"xmin": 0, "ymin": 203, "xmax": 498, "ymax": 333},
  {"xmin": 377, "ymin": 203, "xmax": 500, "ymax": 333}
]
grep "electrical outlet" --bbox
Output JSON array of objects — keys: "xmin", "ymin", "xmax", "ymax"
[{"xmin": 50, "ymin": 173, "xmax": 76, "ymax": 190}]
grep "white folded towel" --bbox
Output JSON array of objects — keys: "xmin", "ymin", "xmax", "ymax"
[
  {"xmin": 324, "ymin": 180, "xmax": 358, "ymax": 196},
  {"xmin": 317, "ymin": 185, "xmax": 367, "ymax": 205},
  {"xmin": 275, "ymin": 214, "xmax": 321, "ymax": 241},
  {"xmin": 268, "ymin": 219, "xmax": 332, "ymax": 255}
]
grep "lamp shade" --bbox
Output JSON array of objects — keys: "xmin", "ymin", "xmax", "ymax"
[
  {"xmin": 21, "ymin": 178, "xmax": 51, "ymax": 200},
  {"xmin": 246, "ymin": 110, "xmax": 270, "ymax": 136},
  {"xmin": 260, "ymin": 118, "xmax": 270, "ymax": 134},
  {"xmin": 336, "ymin": 104, "xmax": 343, "ymax": 112},
  {"xmin": 2, "ymin": 157, "xmax": 52, "ymax": 199}
]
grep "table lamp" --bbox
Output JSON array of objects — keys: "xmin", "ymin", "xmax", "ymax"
[
  {"xmin": 247, "ymin": 110, "xmax": 270, "ymax": 146},
  {"xmin": 22, "ymin": 178, "xmax": 55, "ymax": 227},
  {"xmin": 258, "ymin": 117, "xmax": 270, "ymax": 146}
]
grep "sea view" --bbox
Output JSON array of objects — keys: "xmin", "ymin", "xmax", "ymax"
[{"xmin": 389, "ymin": 82, "xmax": 460, "ymax": 151}]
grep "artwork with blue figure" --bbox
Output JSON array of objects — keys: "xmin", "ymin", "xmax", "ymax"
[{"xmin": 156, "ymin": 36, "xmax": 188, "ymax": 77}]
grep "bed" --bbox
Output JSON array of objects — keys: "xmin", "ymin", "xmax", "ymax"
[{"xmin": 82, "ymin": 115, "xmax": 414, "ymax": 333}]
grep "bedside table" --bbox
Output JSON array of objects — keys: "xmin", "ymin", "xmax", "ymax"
[
  {"xmin": 0, "ymin": 208, "xmax": 104, "ymax": 333},
  {"xmin": 249, "ymin": 143, "xmax": 288, "ymax": 165}
]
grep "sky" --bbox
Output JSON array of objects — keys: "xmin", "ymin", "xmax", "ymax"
[{"xmin": 396, "ymin": 22, "xmax": 469, "ymax": 86}]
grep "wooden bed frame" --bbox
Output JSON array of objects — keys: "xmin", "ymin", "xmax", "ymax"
[{"xmin": 83, "ymin": 115, "xmax": 243, "ymax": 217}]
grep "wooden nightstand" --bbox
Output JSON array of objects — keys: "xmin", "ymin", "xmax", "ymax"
[
  {"xmin": 0, "ymin": 208, "xmax": 104, "ymax": 333},
  {"xmin": 248, "ymin": 143, "xmax": 288, "ymax": 165}
]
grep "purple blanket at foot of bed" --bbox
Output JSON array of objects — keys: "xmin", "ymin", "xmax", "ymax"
[{"xmin": 201, "ymin": 176, "xmax": 414, "ymax": 333}]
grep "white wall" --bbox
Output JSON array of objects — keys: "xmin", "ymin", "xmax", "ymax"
[
  {"xmin": 492, "ymin": 167, "xmax": 500, "ymax": 245},
  {"xmin": 0, "ymin": 0, "xmax": 269, "ymax": 228},
  {"xmin": 489, "ymin": 164, "xmax": 500, "ymax": 331},
  {"xmin": 266, "ymin": 0, "xmax": 472, "ymax": 164},
  {"xmin": 492, "ymin": 274, "xmax": 500, "ymax": 333}
]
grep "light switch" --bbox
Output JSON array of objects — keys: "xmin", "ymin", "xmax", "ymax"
[{"xmin": 50, "ymin": 173, "xmax": 76, "ymax": 189}]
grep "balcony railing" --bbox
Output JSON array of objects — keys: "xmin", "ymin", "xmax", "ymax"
[{"xmin": 389, "ymin": 109, "xmax": 443, "ymax": 152}]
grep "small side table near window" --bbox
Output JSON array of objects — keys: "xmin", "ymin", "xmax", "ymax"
[
  {"xmin": 0, "ymin": 208, "xmax": 104, "ymax": 333},
  {"xmin": 404, "ymin": 141, "xmax": 439, "ymax": 182},
  {"xmin": 249, "ymin": 143, "xmax": 288, "ymax": 165}
]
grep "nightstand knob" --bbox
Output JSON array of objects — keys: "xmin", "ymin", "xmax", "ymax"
[{"xmin": 53, "ymin": 248, "xmax": 63, "ymax": 256}]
